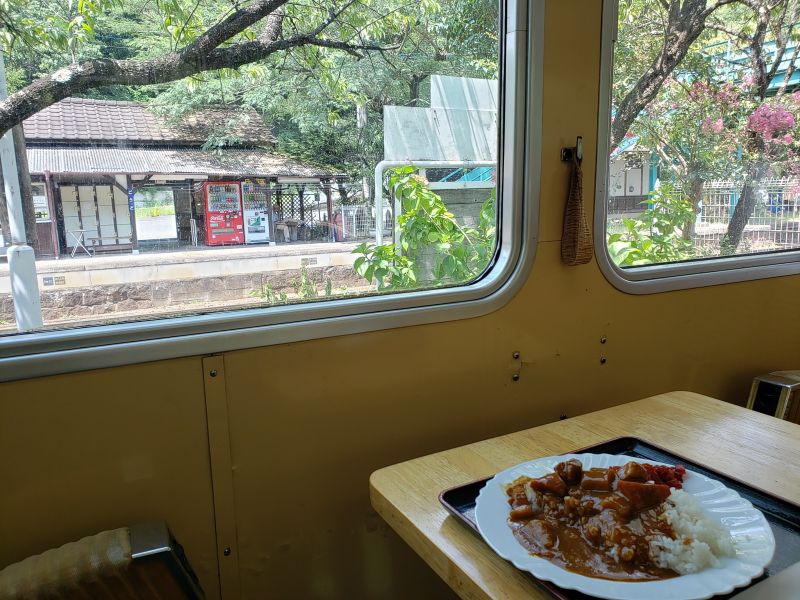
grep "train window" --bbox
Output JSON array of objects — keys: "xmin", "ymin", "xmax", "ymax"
[
  {"xmin": 0, "ymin": 0, "xmax": 540, "ymax": 379},
  {"xmin": 596, "ymin": 0, "xmax": 800, "ymax": 292}
]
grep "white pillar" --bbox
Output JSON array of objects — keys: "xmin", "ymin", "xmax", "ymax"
[
  {"xmin": 357, "ymin": 103, "xmax": 370, "ymax": 207},
  {"xmin": 0, "ymin": 52, "xmax": 43, "ymax": 331}
]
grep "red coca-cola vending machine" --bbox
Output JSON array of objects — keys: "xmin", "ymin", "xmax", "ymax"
[{"xmin": 203, "ymin": 181, "xmax": 244, "ymax": 246}]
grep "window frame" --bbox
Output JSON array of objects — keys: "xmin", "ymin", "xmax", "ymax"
[
  {"xmin": 0, "ymin": 0, "xmax": 543, "ymax": 382},
  {"xmin": 594, "ymin": 0, "xmax": 800, "ymax": 295}
]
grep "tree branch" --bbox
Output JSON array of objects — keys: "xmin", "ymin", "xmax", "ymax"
[
  {"xmin": 637, "ymin": 116, "xmax": 687, "ymax": 173},
  {"xmin": 612, "ymin": 0, "xmax": 721, "ymax": 151},
  {"xmin": 777, "ymin": 36, "xmax": 800, "ymax": 96},
  {"xmin": 765, "ymin": 1, "xmax": 796, "ymax": 84},
  {"xmin": 705, "ymin": 22, "xmax": 751, "ymax": 42},
  {"xmin": 749, "ymin": 2, "xmax": 771, "ymax": 99},
  {"xmin": 703, "ymin": 0, "xmax": 743, "ymax": 17},
  {"xmin": 0, "ymin": 0, "xmax": 391, "ymax": 137},
  {"xmin": 258, "ymin": 7, "xmax": 285, "ymax": 43}
]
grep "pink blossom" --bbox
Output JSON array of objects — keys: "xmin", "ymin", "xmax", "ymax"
[
  {"xmin": 747, "ymin": 104, "xmax": 796, "ymax": 141},
  {"xmin": 716, "ymin": 84, "xmax": 739, "ymax": 105},
  {"xmin": 742, "ymin": 74, "xmax": 756, "ymax": 88},
  {"xmin": 688, "ymin": 81, "xmax": 708, "ymax": 100},
  {"xmin": 783, "ymin": 133, "xmax": 793, "ymax": 145},
  {"xmin": 701, "ymin": 116, "xmax": 724, "ymax": 134}
]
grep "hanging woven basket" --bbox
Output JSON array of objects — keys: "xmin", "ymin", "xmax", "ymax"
[{"xmin": 561, "ymin": 154, "xmax": 594, "ymax": 265}]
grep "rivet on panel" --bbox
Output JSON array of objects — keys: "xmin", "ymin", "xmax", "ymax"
[
  {"xmin": 512, "ymin": 373, "xmax": 520, "ymax": 382},
  {"xmin": 512, "ymin": 351, "xmax": 520, "ymax": 360},
  {"xmin": 223, "ymin": 546, "xmax": 231, "ymax": 556},
  {"xmin": 600, "ymin": 336, "xmax": 607, "ymax": 344},
  {"xmin": 600, "ymin": 357, "xmax": 607, "ymax": 365},
  {"xmin": 209, "ymin": 369, "xmax": 218, "ymax": 378}
]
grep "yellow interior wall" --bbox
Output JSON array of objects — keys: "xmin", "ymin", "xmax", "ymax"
[{"xmin": 1, "ymin": 2, "xmax": 799, "ymax": 598}]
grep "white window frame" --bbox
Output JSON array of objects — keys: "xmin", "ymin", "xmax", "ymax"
[
  {"xmin": 0, "ymin": 0, "xmax": 544, "ymax": 382},
  {"xmin": 594, "ymin": 0, "xmax": 800, "ymax": 295}
]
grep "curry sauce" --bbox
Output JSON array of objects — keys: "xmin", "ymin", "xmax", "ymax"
[{"xmin": 505, "ymin": 459, "xmax": 680, "ymax": 581}]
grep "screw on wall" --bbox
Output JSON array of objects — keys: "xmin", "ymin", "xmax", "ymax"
[
  {"xmin": 223, "ymin": 546, "xmax": 231, "ymax": 556},
  {"xmin": 600, "ymin": 336, "xmax": 608, "ymax": 365},
  {"xmin": 209, "ymin": 369, "xmax": 218, "ymax": 378},
  {"xmin": 511, "ymin": 351, "xmax": 521, "ymax": 381}
]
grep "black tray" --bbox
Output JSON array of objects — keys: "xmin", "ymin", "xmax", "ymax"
[{"xmin": 439, "ymin": 436, "xmax": 800, "ymax": 600}]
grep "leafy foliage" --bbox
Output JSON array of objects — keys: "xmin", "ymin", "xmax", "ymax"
[
  {"xmin": 252, "ymin": 282, "xmax": 289, "ymax": 305},
  {"xmin": 294, "ymin": 265, "xmax": 324, "ymax": 300},
  {"xmin": 608, "ymin": 183, "xmax": 696, "ymax": 266},
  {"xmin": 251, "ymin": 266, "xmax": 343, "ymax": 305},
  {"xmin": 147, "ymin": 0, "xmax": 499, "ymax": 179},
  {"xmin": 1, "ymin": 0, "xmax": 498, "ymax": 179},
  {"xmin": 610, "ymin": 0, "xmax": 800, "ymax": 259},
  {"xmin": 353, "ymin": 166, "xmax": 496, "ymax": 290},
  {"xmin": 353, "ymin": 241, "xmax": 417, "ymax": 290}
]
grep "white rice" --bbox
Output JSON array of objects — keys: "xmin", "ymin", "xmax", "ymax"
[{"xmin": 650, "ymin": 489, "xmax": 735, "ymax": 574}]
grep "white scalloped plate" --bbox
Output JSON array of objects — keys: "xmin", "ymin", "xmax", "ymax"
[{"xmin": 474, "ymin": 453, "xmax": 775, "ymax": 600}]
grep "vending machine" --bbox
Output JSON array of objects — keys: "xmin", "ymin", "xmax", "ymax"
[
  {"xmin": 203, "ymin": 181, "xmax": 244, "ymax": 246},
  {"xmin": 241, "ymin": 179, "xmax": 272, "ymax": 244}
]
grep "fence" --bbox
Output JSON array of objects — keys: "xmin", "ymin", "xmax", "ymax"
[
  {"xmin": 696, "ymin": 178, "xmax": 800, "ymax": 252},
  {"xmin": 270, "ymin": 182, "xmax": 374, "ymax": 243},
  {"xmin": 607, "ymin": 177, "xmax": 800, "ymax": 254}
]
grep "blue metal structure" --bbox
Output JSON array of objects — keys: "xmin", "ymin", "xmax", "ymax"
[{"xmin": 440, "ymin": 166, "xmax": 495, "ymax": 183}]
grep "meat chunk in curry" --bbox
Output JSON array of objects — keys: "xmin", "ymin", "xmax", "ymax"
[{"xmin": 505, "ymin": 459, "xmax": 680, "ymax": 581}]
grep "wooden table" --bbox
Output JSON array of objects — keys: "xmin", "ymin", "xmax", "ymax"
[{"xmin": 369, "ymin": 392, "xmax": 800, "ymax": 599}]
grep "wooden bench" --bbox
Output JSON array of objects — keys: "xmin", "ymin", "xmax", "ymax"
[{"xmin": 87, "ymin": 236, "xmax": 134, "ymax": 253}]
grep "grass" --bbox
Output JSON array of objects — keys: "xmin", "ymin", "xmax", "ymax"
[{"xmin": 135, "ymin": 204, "xmax": 176, "ymax": 218}]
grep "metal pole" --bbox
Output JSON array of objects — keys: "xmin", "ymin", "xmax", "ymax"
[{"xmin": 0, "ymin": 52, "xmax": 43, "ymax": 330}]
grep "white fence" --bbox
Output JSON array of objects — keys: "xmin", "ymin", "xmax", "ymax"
[{"xmin": 697, "ymin": 177, "xmax": 800, "ymax": 251}]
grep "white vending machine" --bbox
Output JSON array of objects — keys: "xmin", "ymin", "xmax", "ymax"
[{"xmin": 241, "ymin": 179, "xmax": 272, "ymax": 244}]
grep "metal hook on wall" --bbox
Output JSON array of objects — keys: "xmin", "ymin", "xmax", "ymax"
[{"xmin": 560, "ymin": 136, "xmax": 583, "ymax": 163}]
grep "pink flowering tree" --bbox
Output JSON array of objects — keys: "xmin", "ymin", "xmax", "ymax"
[
  {"xmin": 719, "ymin": 0, "xmax": 800, "ymax": 252},
  {"xmin": 632, "ymin": 77, "xmax": 746, "ymax": 241},
  {"xmin": 616, "ymin": 0, "xmax": 800, "ymax": 255}
]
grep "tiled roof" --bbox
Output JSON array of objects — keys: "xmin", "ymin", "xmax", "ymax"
[
  {"xmin": 23, "ymin": 98, "xmax": 274, "ymax": 147},
  {"xmin": 27, "ymin": 146, "xmax": 330, "ymax": 178}
]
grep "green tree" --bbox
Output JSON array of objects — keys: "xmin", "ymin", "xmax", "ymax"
[
  {"xmin": 612, "ymin": 0, "xmax": 741, "ymax": 152},
  {"xmin": 353, "ymin": 166, "xmax": 496, "ymax": 290},
  {"xmin": 148, "ymin": 0, "xmax": 499, "ymax": 182},
  {"xmin": 613, "ymin": 0, "xmax": 800, "ymax": 257},
  {"xmin": 608, "ymin": 183, "xmax": 696, "ymax": 266},
  {"xmin": 0, "ymin": 0, "xmax": 395, "ymax": 138}
]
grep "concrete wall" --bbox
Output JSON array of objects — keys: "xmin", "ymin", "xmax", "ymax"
[
  {"xmin": 438, "ymin": 186, "xmax": 493, "ymax": 228},
  {"xmin": 0, "ymin": 265, "xmax": 362, "ymax": 323},
  {"xmin": 0, "ymin": 243, "xmax": 359, "ymax": 295},
  {"xmin": 410, "ymin": 186, "xmax": 494, "ymax": 280}
]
